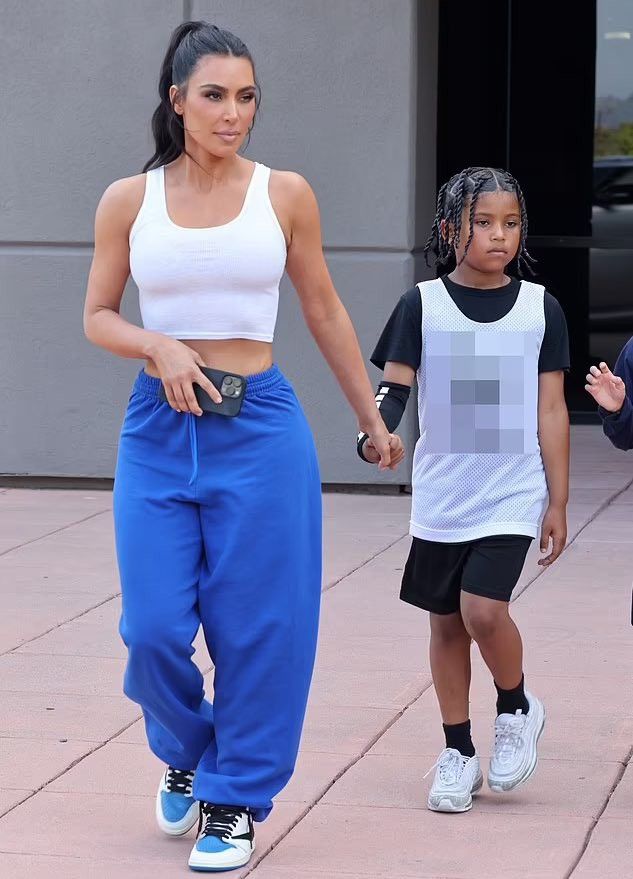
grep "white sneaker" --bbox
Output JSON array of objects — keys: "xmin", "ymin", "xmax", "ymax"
[
  {"xmin": 426, "ymin": 748, "xmax": 483, "ymax": 813},
  {"xmin": 488, "ymin": 690, "xmax": 545, "ymax": 792},
  {"xmin": 156, "ymin": 767, "xmax": 199, "ymax": 836},
  {"xmin": 188, "ymin": 803, "xmax": 255, "ymax": 872}
]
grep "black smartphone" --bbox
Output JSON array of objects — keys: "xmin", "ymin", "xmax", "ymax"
[{"xmin": 159, "ymin": 366, "xmax": 246, "ymax": 417}]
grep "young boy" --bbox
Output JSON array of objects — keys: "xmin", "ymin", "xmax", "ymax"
[{"xmin": 359, "ymin": 167, "xmax": 570, "ymax": 812}]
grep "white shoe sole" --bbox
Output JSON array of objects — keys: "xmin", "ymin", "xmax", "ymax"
[
  {"xmin": 427, "ymin": 771, "xmax": 484, "ymax": 813},
  {"xmin": 188, "ymin": 844, "xmax": 255, "ymax": 872},
  {"xmin": 488, "ymin": 701, "xmax": 546, "ymax": 793},
  {"xmin": 155, "ymin": 781, "xmax": 200, "ymax": 837}
]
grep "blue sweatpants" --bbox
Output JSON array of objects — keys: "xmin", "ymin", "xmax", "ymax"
[{"xmin": 113, "ymin": 366, "xmax": 322, "ymax": 821}]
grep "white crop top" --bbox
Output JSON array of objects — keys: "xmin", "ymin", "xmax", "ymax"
[{"xmin": 129, "ymin": 162, "xmax": 287, "ymax": 342}]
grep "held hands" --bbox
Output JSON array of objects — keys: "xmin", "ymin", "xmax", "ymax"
[
  {"xmin": 538, "ymin": 504, "xmax": 567, "ymax": 567},
  {"xmin": 362, "ymin": 433, "xmax": 406, "ymax": 471},
  {"xmin": 585, "ymin": 362, "xmax": 626, "ymax": 413},
  {"xmin": 150, "ymin": 338, "xmax": 222, "ymax": 415}
]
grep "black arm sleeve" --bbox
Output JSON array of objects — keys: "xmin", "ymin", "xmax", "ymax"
[
  {"xmin": 370, "ymin": 288, "xmax": 422, "ymax": 371},
  {"xmin": 357, "ymin": 382, "xmax": 411, "ymax": 462},
  {"xmin": 539, "ymin": 293, "xmax": 570, "ymax": 373}
]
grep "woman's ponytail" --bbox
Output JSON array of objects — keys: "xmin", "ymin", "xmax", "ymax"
[{"xmin": 142, "ymin": 21, "xmax": 258, "ymax": 173}]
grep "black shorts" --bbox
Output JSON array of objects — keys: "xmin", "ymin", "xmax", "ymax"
[{"xmin": 400, "ymin": 534, "xmax": 533, "ymax": 615}]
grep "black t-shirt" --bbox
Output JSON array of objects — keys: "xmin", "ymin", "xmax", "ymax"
[{"xmin": 371, "ymin": 276, "xmax": 571, "ymax": 373}]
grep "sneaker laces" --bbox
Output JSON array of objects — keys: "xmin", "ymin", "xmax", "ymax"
[
  {"xmin": 198, "ymin": 803, "xmax": 245, "ymax": 841},
  {"xmin": 165, "ymin": 766, "xmax": 194, "ymax": 796},
  {"xmin": 424, "ymin": 749, "xmax": 469, "ymax": 784},
  {"xmin": 494, "ymin": 711, "xmax": 527, "ymax": 762}
]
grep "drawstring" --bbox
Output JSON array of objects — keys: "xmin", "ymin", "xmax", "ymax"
[{"xmin": 188, "ymin": 414, "xmax": 199, "ymax": 486}]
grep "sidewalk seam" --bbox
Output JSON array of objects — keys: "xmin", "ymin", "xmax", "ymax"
[
  {"xmin": 0, "ymin": 716, "xmax": 143, "ymax": 821},
  {"xmin": 240, "ymin": 679, "xmax": 435, "ymax": 877},
  {"xmin": 565, "ymin": 744, "xmax": 633, "ymax": 878},
  {"xmin": 322, "ymin": 533, "xmax": 409, "ymax": 595},
  {"xmin": 513, "ymin": 475, "xmax": 633, "ymax": 602},
  {"xmin": 0, "ymin": 508, "xmax": 111, "ymax": 558},
  {"xmin": 2, "ymin": 593, "xmax": 121, "ymax": 657}
]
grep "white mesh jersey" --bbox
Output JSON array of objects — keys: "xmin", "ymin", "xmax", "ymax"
[{"xmin": 410, "ymin": 278, "xmax": 548, "ymax": 542}]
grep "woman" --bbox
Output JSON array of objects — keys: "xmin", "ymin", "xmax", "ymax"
[{"xmin": 83, "ymin": 20, "xmax": 403, "ymax": 874}]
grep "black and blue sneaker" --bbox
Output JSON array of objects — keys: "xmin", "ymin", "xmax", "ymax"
[
  {"xmin": 188, "ymin": 803, "xmax": 255, "ymax": 872},
  {"xmin": 155, "ymin": 766, "xmax": 199, "ymax": 836}
]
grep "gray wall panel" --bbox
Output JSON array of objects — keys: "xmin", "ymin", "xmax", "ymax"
[
  {"xmin": 0, "ymin": 1, "xmax": 182, "ymax": 242},
  {"xmin": 414, "ymin": 0, "xmax": 439, "ymax": 250},
  {"xmin": 0, "ymin": 251, "xmax": 140, "ymax": 476},
  {"xmin": 193, "ymin": 0, "xmax": 418, "ymax": 249}
]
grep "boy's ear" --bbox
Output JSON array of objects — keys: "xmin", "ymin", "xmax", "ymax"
[{"xmin": 440, "ymin": 219, "xmax": 454, "ymax": 244}]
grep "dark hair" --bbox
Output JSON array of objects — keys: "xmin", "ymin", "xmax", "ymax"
[
  {"xmin": 143, "ymin": 21, "xmax": 259, "ymax": 172},
  {"xmin": 423, "ymin": 166, "xmax": 535, "ymax": 276}
]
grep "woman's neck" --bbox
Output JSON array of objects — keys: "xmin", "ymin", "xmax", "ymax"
[{"xmin": 173, "ymin": 144, "xmax": 244, "ymax": 191}]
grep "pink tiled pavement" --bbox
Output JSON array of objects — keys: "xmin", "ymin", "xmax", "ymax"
[
  {"xmin": 0, "ymin": 691, "xmax": 138, "ymax": 742},
  {"xmin": 571, "ymin": 818, "xmax": 633, "ymax": 878},
  {"xmin": 0, "ymin": 790, "xmax": 31, "ymax": 814},
  {"xmin": 0, "ymin": 426, "xmax": 631, "ymax": 878},
  {"xmin": 603, "ymin": 762, "xmax": 633, "ymax": 818},
  {"xmin": 254, "ymin": 804, "xmax": 593, "ymax": 878}
]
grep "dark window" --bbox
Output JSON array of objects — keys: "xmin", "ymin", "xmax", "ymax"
[{"xmin": 436, "ymin": 0, "xmax": 633, "ymax": 415}]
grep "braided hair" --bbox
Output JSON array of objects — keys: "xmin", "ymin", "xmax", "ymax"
[{"xmin": 423, "ymin": 167, "xmax": 536, "ymax": 276}]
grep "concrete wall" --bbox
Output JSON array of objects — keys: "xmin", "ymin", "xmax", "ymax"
[{"xmin": 0, "ymin": 0, "xmax": 437, "ymax": 482}]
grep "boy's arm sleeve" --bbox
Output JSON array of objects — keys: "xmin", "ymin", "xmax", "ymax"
[
  {"xmin": 357, "ymin": 382, "xmax": 411, "ymax": 461},
  {"xmin": 359, "ymin": 289, "xmax": 420, "ymax": 463}
]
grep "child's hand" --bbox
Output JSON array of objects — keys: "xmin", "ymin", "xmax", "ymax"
[
  {"xmin": 538, "ymin": 504, "xmax": 567, "ymax": 566},
  {"xmin": 362, "ymin": 434, "xmax": 405, "ymax": 470},
  {"xmin": 387, "ymin": 434, "xmax": 406, "ymax": 469},
  {"xmin": 585, "ymin": 362, "xmax": 626, "ymax": 413}
]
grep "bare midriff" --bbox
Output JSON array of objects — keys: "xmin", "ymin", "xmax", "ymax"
[{"xmin": 145, "ymin": 338, "xmax": 274, "ymax": 379}]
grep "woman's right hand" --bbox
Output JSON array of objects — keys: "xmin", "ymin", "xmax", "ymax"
[{"xmin": 149, "ymin": 338, "xmax": 223, "ymax": 415}]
